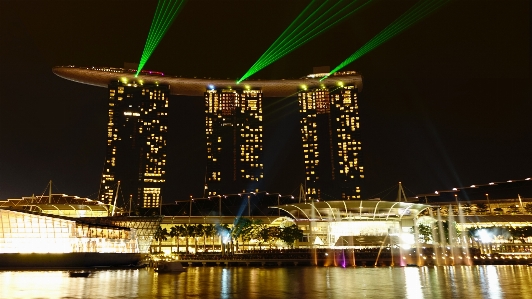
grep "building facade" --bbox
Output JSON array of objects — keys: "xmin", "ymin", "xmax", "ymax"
[
  {"xmin": 99, "ymin": 80, "xmax": 169, "ymax": 208},
  {"xmin": 204, "ymin": 88, "xmax": 264, "ymax": 196},
  {"xmin": 298, "ymin": 84, "xmax": 363, "ymax": 201}
]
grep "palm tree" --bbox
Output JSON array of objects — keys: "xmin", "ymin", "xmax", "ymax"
[
  {"xmin": 203, "ymin": 224, "xmax": 216, "ymax": 251},
  {"xmin": 169, "ymin": 225, "xmax": 182, "ymax": 254},
  {"xmin": 194, "ymin": 224, "xmax": 205, "ymax": 253},
  {"xmin": 153, "ymin": 226, "xmax": 168, "ymax": 253},
  {"xmin": 182, "ymin": 224, "xmax": 196, "ymax": 254}
]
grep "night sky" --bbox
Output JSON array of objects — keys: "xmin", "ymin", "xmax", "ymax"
[{"xmin": 0, "ymin": 0, "xmax": 530, "ymax": 202}]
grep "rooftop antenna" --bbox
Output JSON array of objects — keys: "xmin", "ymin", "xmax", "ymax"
[
  {"xmin": 48, "ymin": 180, "xmax": 52, "ymax": 204},
  {"xmin": 518, "ymin": 194, "xmax": 524, "ymax": 213},
  {"xmin": 112, "ymin": 181, "xmax": 120, "ymax": 216},
  {"xmin": 129, "ymin": 194, "xmax": 133, "ymax": 216},
  {"xmin": 396, "ymin": 182, "xmax": 407, "ymax": 202},
  {"xmin": 299, "ymin": 183, "xmax": 306, "ymax": 204}
]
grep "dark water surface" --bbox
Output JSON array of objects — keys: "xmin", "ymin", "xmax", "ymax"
[{"xmin": 1, "ymin": 265, "xmax": 531, "ymax": 299}]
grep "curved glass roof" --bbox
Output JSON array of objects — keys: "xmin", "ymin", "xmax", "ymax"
[{"xmin": 270, "ymin": 200, "xmax": 431, "ymax": 221}]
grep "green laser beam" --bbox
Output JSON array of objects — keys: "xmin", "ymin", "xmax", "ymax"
[
  {"xmin": 147, "ymin": 0, "xmax": 182, "ymax": 53},
  {"xmin": 259, "ymin": 0, "xmax": 354, "ymax": 65},
  {"xmin": 241, "ymin": 0, "xmax": 326, "ymax": 82},
  {"xmin": 241, "ymin": 0, "xmax": 357, "ymax": 81},
  {"xmin": 136, "ymin": 0, "xmax": 187, "ymax": 76},
  {"xmin": 258, "ymin": 0, "xmax": 323, "ymax": 62},
  {"xmin": 324, "ymin": 0, "xmax": 450, "ymax": 80},
  {"xmin": 252, "ymin": 0, "xmax": 372, "ymax": 74},
  {"xmin": 238, "ymin": 0, "xmax": 372, "ymax": 83},
  {"xmin": 142, "ymin": 0, "xmax": 175, "ymax": 59},
  {"xmin": 141, "ymin": 0, "xmax": 183, "ymax": 61}
]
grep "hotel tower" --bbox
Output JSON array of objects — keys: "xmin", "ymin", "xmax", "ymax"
[
  {"xmin": 204, "ymin": 88, "xmax": 264, "ymax": 196},
  {"xmin": 99, "ymin": 80, "xmax": 169, "ymax": 208},
  {"xmin": 298, "ymin": 84, "xmax": 363, "ymax": 201}
]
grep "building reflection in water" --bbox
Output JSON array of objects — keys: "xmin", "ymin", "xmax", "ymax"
[
  {"xmin": 404, "ymin": 267, "xmax": 423, "ymax": 298},
  {"xmin": 1, "ymin": 266, "xmax": 532, "ymax": 299},
  {"xmin": 221, "ymin": 268, "xmax": 230, "ymax": 299},
  {"xmin": 486, "ymin": 266, "xmax": 502, "ymax": 299}
]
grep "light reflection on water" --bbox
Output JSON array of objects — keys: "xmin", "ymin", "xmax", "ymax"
[{"xmin": 1, "ymin": 266, "xmax": 531, "ymax": 299}]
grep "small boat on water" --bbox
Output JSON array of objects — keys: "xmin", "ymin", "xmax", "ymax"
[
  {"xmin": 154, "ymin": 261, "xmax": 186, "ymax": 273},
  {"xmin": 69, "ymin": 271, "xmax": 91, "ymax": 277}
]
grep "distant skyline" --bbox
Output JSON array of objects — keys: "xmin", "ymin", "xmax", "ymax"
[{"xmin": 0, "ymin": 0, "xmax": 530, "ymax": 202}]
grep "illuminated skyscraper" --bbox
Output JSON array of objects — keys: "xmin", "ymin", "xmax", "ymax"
[
  {"xmin": 99, "ymin": 80, "xmax": 169, "ymax": 208},
  {"xmin": 204, "ymin": 88, "xmax": 264, "ymax": 196},
  {"xmin": 298, "ymin": 84, "xmax": 363, "ymax": 201}
]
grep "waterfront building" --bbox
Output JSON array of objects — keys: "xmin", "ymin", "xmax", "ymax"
[
  {"xmin": 204, "ymin": 88, "xmax": 264, "ymax": 196},
  {"xmin": 0, "ymin": 208, "xmax": 138, "ymax": 254},
  {"xmin": 0, "ymin": 193, "xmax": 162, "ymax": 254},
  {"xmin": 0, "ymin": 207, "xmax": 142, "ymax": 268},
  {"xmin": 298, "ymin": 83, "xmax": 363, "ymax": 201},
  {"xmin": 99, "ymin": 80, "xmax": 169, "ymax": 208}
]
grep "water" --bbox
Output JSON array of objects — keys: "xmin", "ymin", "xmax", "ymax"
[{"xmin": 1, "ymin": 266, "xmax": 532, "ymax": 299}]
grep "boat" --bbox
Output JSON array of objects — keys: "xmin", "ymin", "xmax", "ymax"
[
  {"xmin": 154, "ymin": 261, "xmax": 186, "ymax": 273},
  {"xmin": 69, "ymin": 271, "xmax": 91, "ymax": 277}
]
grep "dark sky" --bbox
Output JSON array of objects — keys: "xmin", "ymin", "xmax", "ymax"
[{"xmin": 0, "ymin": 0, "xmax": 530, "ymax": 202}]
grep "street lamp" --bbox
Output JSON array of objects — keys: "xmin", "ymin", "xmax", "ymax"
[
  {"xmin": 189, "ymin": 196, "xmax": 193, "ymax": 224},
  {"xmin": 278, "ymin": 194, "xmax": 281, "ymax": 217},
  {"xmin": 485, "ymin": 194, "xmax": 492, "ymax": 215},
  {"xmin": 248, "ymin": 195, "xmax": 251, "ymax": 217}
]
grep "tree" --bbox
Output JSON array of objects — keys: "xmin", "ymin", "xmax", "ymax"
[
  {"xmin": 169, "ymin": 225, "xmax": 183, "ymax": 254},
  {"xmin": 182, "ymin": 224, "xmax": 196, "ymax": 254},
  {"xmin": 194, "ymin": 224, "xmax": 205, "ymax": 253},
  {"xmin": 203, "ymin": 224, "xmax": 216, "ymax": 251},
  {"xmin": 433, "ymin": 221, "xmax": 460, "ymax": 245},
  {"xmin": 461, "ymin": 204, "xmax": 472, "ymax": 215},
  {"xmin": 268, "ymin": 226, "xmax": 281, "ymax": 249},
  {"xmin": 509, "ymin": 205, "xmax": 520, "ymax": 214},
  {"xmin": 279, "ymin": 224, "xmax": 303, "ymax": 248},
  {"xmin": 509, "ymin": 226, "xmax": 532, "ymax": 243},
  {"xmin": 255, "ymin": 224, "xmax": 271, "ymax": 249},
  {"xmin": 475, "ymin": 203, "xmax": 488, "ymax": 214},
  {"xmin": 230, "ymin": 217, "xmax": 253, "ymax": 253},
  {"xmin": 241, "ymin": 219, "xmax": 262, "ymax": 250},
  {"xmin": 153, "ymin": 226, "xmax": 168, "ymax": 253},
  {"xmin": 247, "ymin": 220, "xmax": 264, "ymax": 250},
  {"xmin": 417, "ymin": 223, "xmax": 432, "ymax": 243}
]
